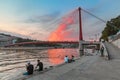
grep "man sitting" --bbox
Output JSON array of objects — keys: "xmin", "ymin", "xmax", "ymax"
[
  {"xmin": 23, "ymin": 61, "xmax": 34, "ymax": 75},
  {"xmin": 35, "ymin": 60, "xmax": 43, "ymax": 71},
  {"xmin": 68, "ymin": 55, "xmax": 75, "ymax": 63}
]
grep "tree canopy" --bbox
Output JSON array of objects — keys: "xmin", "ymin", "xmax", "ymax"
[{"xmin": 101, "ymin": 15, "xmax": 120, "ymax": 41}]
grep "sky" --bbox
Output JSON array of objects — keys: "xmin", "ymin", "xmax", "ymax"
[{"xmin": 0, "ymin": 0, "xmax": 120, "ymax": 41}]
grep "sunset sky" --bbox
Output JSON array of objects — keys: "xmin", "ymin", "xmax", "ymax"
[{"xmin": 0, "ymin": 0, "xmax": 120, "ymax": 41}]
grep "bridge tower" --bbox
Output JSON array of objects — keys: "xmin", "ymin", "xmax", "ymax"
[
  {"xmin": 78, "ymin": 7, "xmax": 83, "ymax": 41},
  {"xmin": 78, "ymin": 7, "xmax": 84, "ymax": 56}
]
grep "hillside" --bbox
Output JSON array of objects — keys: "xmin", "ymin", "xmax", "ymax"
[{"xmin": 0, "ymin": 33, "xmax": 37, "ymax": 43}]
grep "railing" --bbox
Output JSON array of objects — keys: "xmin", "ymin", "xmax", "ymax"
[{"xmin": 0, "ymin": 47, "xmax": 54, "ymax": 50}]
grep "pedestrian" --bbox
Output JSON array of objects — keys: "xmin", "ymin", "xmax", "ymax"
[
  {"xmin": 35, "ymin": 60, "xmax": 43, "ymax": 71},
  {"xmin": 100, "ymin": 46, "xmax": 104, "ymax": 57}
]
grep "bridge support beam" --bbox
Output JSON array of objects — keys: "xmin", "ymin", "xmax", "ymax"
[
  {"xmin": 78, "ymin": 7, "xmax": 83, "ymax": 41},
  {"xmin": 78, "ymin": 7, "xmax": 84, "ymax": 56},
  {"xmin": 79, "ymin": 41, "xmax": 84, "ymax": 56}
]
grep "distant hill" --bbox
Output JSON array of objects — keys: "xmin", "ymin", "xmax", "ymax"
[{"xmin": 0, "ymin": 33, "xmax": 37, "ymax": 43}]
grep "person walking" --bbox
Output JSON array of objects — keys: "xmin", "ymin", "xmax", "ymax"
[{"xmin": 100, "ymin": 46, "xmax": 104, "ymax": 57}]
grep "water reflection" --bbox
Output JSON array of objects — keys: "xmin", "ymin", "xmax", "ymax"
[{"xmin": 48, "ymin": 49, "xmax": 79, "ymax": 65}]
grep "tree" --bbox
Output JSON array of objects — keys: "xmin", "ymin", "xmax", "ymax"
[{"xmin": 101, "ymin": 15, "xmax": 120, "ymax": 41}]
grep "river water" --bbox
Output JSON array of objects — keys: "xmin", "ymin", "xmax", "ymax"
[{"xmin": 0, "ymin": 48, "xmax": 79, "ymax": 80}]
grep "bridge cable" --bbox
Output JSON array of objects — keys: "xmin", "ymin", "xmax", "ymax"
[{"xmin": 81, "ymin": 8, "xmax": 119, "ymax": 30}]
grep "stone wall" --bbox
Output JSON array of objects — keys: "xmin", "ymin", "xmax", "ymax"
[{"xmin": 112, "ymin": 39, "xmax": 120, "ymax": 49}]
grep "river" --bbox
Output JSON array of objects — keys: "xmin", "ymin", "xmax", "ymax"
[{"xmin": 0, "ymin": 48, "xmax": 79, "ymax": 80}]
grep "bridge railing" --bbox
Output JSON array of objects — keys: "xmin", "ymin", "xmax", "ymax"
[{"xmin": 0, "ymin": 47, "xmax": 55, "ymax": 50}]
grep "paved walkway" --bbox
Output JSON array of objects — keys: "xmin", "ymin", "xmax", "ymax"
[
  {"xmin": 19, "ymin": 42, "xmax": 120, "ymax": 80},
  {"xmin": 26, "ymin": 55, "xmax": 99, "ymax": 80},
  {"xmin": 104, "ymin": 42, "xmax": 120, "ymax": 59}
]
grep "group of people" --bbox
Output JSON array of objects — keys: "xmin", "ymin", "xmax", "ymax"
[
  {"xmin": 64, "ymin": 55, "xmax": 75, "ymax": 63},
  {"xmin": 23, "ymin": 55, "xmax": 75, "ymax": 75},
  {"xmin": 23, "ymin": 60, "xmax": 43, "ymax": 75}
]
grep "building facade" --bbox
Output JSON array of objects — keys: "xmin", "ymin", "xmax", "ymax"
[{"xmin": 0, "ymin": 34, "xmax": 16, "ymax": 47}]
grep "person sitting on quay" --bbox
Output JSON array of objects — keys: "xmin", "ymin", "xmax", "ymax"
[
  {"xmin": 68, "ymin": 55, "xmax": 75, "ymax": 63},
  {"xmin": 71, "ymin": 55, "xmax": 75, "ymax": 62},
  {"xmin": 64, "ymin": 56, "xmax": 69, "ymax": 63},
  {"xmin": 23, "ymin": 61, "xmax": 34, "ymax": 75},
  {"xmin": 35, "ymin": 60, "xmax": 43, "ymax": 71}
]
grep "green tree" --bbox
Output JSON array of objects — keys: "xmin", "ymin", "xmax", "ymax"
[{"xmin": 101, "ymin": 15, "xmax": 120, "ymax": 41}]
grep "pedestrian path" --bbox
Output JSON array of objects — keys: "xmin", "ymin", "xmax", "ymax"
[
  {"xmin": 26, "ymin": 55, "xmax": 99, "ymax": 80},
  {"xmin": 104, "ymin": 42, "xmax": 120, "ymax": 59},
  {"xmin": 17, "ymin": 42, "xmax": 120, "ymax": 80}
]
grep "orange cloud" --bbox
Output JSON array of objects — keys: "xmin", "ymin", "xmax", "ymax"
[{"xmin": 48, "ymin": 9, "xmax": 78, "ymax": 41}]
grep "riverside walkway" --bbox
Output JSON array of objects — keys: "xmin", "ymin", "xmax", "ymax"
[{"xmin": 17, "ymin": 42, "xmax": 120, "ymax": 80}]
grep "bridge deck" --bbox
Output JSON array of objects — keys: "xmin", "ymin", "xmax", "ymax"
[{"xmin": 0, "ymin": 47, "xmax": 54, "ymax": 50}]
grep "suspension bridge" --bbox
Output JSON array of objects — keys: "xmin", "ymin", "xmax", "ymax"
[
  {"xmin": 1, "ymin": 6, "xmax": 119, "ymax": 59},
  {"xmin": 1, "ymin": 7, "xmax": 120, "ymax": 80},
  {"xmin": 0, "ymin": 7, "xmax": 119, "ymax": 58},
  {"xmin": 1, "ymin": 7, "xmax": 103, "ymax": 55}
]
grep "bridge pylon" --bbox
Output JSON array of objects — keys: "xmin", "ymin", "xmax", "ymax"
[{"xmin": 78, "ymin": 7, "xmax": 84, "ymax": 56}]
